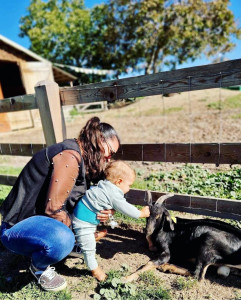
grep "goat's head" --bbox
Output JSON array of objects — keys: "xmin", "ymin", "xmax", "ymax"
[{"xmin": 146, "ymin": 191, "xmax": 175, "ymax": 238}]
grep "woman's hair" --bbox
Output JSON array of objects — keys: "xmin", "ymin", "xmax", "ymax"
[
  {"xmin": 104, "ymin": 160, "xmax": 136, "ymax": 183},
  {"xmin": 78, "ymin": 117, "xmax": 120, "ymax": 183}
]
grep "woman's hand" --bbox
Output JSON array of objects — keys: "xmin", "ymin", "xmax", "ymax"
[{"xmin": 97, "ymin": 209, "xmax": 115, "ymax": 222}]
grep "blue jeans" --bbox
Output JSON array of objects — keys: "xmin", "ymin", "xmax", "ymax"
[{"xmin": 0, "ymin": 216, "xmax": 75, "ymax": 270}]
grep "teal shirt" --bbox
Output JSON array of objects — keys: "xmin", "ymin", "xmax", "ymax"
[{"xmin": 74, "ymin": 180, "xmax": 140, "ymax": 224}]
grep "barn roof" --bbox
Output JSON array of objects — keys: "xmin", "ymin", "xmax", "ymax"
[{"xmin": 0, "ymin": 34, "xmax": 77, "ymax": 83}]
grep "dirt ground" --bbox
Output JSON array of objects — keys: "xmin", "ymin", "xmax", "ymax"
[
  {"xmin": 0, "ymin": 88, "xmax": 241, "ymax": 299},
  {"xmin": 0, "ymin": 222, "xmax": 240, "ymax": 299}
]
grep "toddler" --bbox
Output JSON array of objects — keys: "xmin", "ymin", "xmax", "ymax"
[{"xmin": 72, "ymin": 160, "xmax": 150, "ymax": 281}]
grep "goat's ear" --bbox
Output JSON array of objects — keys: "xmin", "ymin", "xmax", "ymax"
[
  {"xmin": 165, "ymin": 212, "xmax": 175, "ymax": 231},
  {"xmin": 146, "ymin": 190, "xmax": 152, "ymax": 207}
]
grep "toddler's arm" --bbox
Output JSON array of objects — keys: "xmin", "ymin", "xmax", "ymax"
[{"xmin": 139, "ymin": 206, "xmax": 150, "ymax": 218}]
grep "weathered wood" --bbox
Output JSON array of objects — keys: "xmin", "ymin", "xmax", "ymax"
[
  {"xmin": 59, "ymin": 59, "xmax": 241, "ymax": 104},
  {"xmin": 125, "ymin": 189, "xmax": 241, "ymax": 221},
  {"xmin": 0, "ymin": 175, "xmax": 239, "ymax": 220},
  {"xmin": 0, "ymin": 143, "xmax": 46, "ymax": 156},
  {"xmin": 0, "ymin": 94, "xmax": 36, "ymax": 113},
  {"xmin": 35, "ymin": 80, "xmax": 66, "ymax": 146},
  {"xmin": 0, "ymin": 175, "xmax": 17, "ymax": 186},
  {"xmin": 1, "ymin": 143, "xmax": 240, "ymax": 165},
  {"xmin": 114, "ymin": 143, "xmax": 241, "ymax": 165}
]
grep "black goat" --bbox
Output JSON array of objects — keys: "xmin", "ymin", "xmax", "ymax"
[{"xmin": 146, "ymin": 191, "xmax": 241, "ymax": 280}]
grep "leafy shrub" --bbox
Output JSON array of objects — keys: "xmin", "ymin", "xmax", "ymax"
[
  {"xmin": 133, "ymin": 164, "xmax": 241, "ymax": 200},
  {"xmin": 93, "ymin": 267, "xmax": 171, "ymax": 300}
]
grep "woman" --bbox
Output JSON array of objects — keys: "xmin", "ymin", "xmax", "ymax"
[{"xmin": 0, "ymin": 116, "xmax": 120, "ymax": 292}]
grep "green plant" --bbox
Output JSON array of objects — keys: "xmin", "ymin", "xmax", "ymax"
[
  {"xmin": 174, "ymin": 276, "xmax": 197, "ymax": 290},
  {"xmin": 94, "ymin": 268, "xmax": 136, "ymax": 300},
  {"xmin": 94, "ymin": 267, "xmax": 171, "ymax": 300},
  {"xmin": 133, "ymin": 164, "xmax": 241, "ymax": 200},
  {"xmin": 69, "ymin": 106, "xmax": 79, "ymax": 117}
]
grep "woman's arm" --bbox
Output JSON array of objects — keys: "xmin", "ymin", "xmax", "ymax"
[{"xmin": 45, "ymin": 150, "xmax": 81, "ymax": 227}]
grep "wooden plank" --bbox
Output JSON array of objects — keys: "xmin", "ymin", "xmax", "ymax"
[
  {"xmin": 35, "ymin": 80, "xmax": 66, "ymax": 146},
  {"xmin": 0, "ymin": 143, "xmax": 46, "ymax": 156},
  {"xmin": 220, "ymin": 143, "xmax": 241, "ymax": 165},
  {"xmin": 125, "ymin": 189, "xmax": 241, "ymax": 221},
  {"xmin": 1, "ymin": 143, "xmax": 240, "ymax": 164},
  {"xmin": 114, "ymin": 144, "xmax": 143, "ymax": 161},
  {"xmin": 114, "ymin": 143, "xmax": 241, "ymax": 164},
  {"xmin": 59, "ymin": 59, "xmax": 241, "ymax": 104},
  {"xmin": 1, "ymin": 177, "xmax": 240, "ymax": 220},
  {"xmin": 0, "ymin": 175, "xmax": 17, "ymax": 186},
  {"xmin": 0, "ymin": 94, "xmax": 36, "ymax": 113}
]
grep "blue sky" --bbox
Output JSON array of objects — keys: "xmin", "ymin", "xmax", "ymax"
[{"xmin": 0, "ymin": 0, "xmax": 240, "ymax": 72}]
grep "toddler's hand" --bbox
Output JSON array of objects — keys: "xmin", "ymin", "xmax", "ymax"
[{"xmin": 139, "ymin": 206, "xmax": 150, "ymax": 218}]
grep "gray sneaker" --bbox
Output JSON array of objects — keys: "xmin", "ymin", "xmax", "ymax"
[
  {"xmin": 29, "ymin": 263, "xmax": 67, "ymax": 292},
  {"xmin": 68, "ymin": 244, "xmax": 83, "ymax": 258}
]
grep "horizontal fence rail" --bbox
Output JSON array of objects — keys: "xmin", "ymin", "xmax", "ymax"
[
  {"xmin": 59, "ymin": 59, "xmax": 241, "ymax": 105},
  {"xmin": 0, "ymin": 175, "xmax": 17, "ymax": 186},
  {"xmin": 126, "ymin": 189, "xmax": 241, "ymax": 221},
  {"xmin": 114, "ymin": 143, "xmax": 241, "ymax": 165},
  {"xmin": 0, "ymin": 94, "xmax": 36, "ymax": 113},
  {"xmin": 0, "ymin": 144, "xmax": 46, "ymax": 156},
  {"xmin": 0, "ymin": 59, "xmax": 240, "ymax": 113},
  {"xmin": 0, "ymin": 175, "xmax": 239, "ymax": 220},
  {"xmin": 1, "ymin": 143, "xmax": 241, "ymax": 165}
]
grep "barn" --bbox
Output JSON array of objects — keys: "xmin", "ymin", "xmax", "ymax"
[{"xmin": 0, "ymin": 34, "xmax": 77, "ymax": 132}]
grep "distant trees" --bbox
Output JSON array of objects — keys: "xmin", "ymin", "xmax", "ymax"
[{"xmin": 20, "ymin": 0, "xmax": 241, "ymax": 79}]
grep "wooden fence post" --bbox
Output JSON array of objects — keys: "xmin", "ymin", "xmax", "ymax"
[{"xmin": 35, "ymin": 80, "xmax": 66, "ymax": 146}]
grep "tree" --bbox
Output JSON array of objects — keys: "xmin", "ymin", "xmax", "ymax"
[
  {"xmin": 20, "ymin": 0, "xmax": 241, "ymax": 77},
  {"xmin": 89, "ymin": 0, "xmax": 241, "ymax": 74},
  {"xmin": 20, "ymin": 0, "xmax": 92, "ymax": 66}
]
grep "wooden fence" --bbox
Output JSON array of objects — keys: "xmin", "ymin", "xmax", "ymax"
[{"xmin": 0, "ymin": 59, "xmax": 241, "ymax": 220}]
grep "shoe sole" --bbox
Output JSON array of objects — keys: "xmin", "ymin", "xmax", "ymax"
[
  {"xmin": 29, "ymin": 266, "xmax": 67, "ymax": 292},
  {"xmin": 41, "ymin": 281, "xmax": 67, "ymax": 292}
]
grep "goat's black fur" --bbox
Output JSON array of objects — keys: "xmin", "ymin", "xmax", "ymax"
[{"xmin": 146, "ymin": 192, "xmax": 241, "ymax": 280}]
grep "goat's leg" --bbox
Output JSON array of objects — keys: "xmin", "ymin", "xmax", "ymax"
[
  {"xmin": 123, "ymin": 247, "xmax": 171, "ymax": 283},
  {"xmin": 122, "ymin": 261, "xmax": 158, "ymax": 283},
  {"xmin": 193, "ymin": 234, "xmax": 222, "ymax": 280},
  {"xmin": 157, "ymin": 263, "xmax": 191, "ymax": 276},
  {"xmin": 123, "ymin": 261, "xmax": 191, "ymax": 283}
]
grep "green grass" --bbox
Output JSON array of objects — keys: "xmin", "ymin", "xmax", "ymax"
[
  {"xmin": 232, "ymin": 113, "xmax": 241, "ymax": 119},
  {"xmin": 207, "ymin": 92, "xmax": 241, "ymax": 110},
  {"xmin": 142, "ymin": 106, "xmax": 182, "ymax": 116},
  {"xmin": 0, "ymin": 273, "xmax": 72, "ymax": 300},
  {"xmin": 114, "ymin": 205, "xmax": 147, "ymax": 227},
  {"xmin": 0, "ymin": 166, "xmax": 22, "ymax": 176},
  {"xmin": 173, "ymin": 277, "xmax": 197, "ymax": 290}
]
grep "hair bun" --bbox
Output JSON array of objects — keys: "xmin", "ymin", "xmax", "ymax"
[{"xmin": 86, "ymin": 117, "xmax": 100, "ymax": 131}]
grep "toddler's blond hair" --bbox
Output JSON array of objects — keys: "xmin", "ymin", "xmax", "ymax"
[{"xmin": 104, "ymin": 160, "xmax": 135, "ymax": 184}]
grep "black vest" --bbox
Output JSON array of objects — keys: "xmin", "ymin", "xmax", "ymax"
[{"xmin": 0, "ymin": 139, "xmax": 87, "ymax": 226}]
